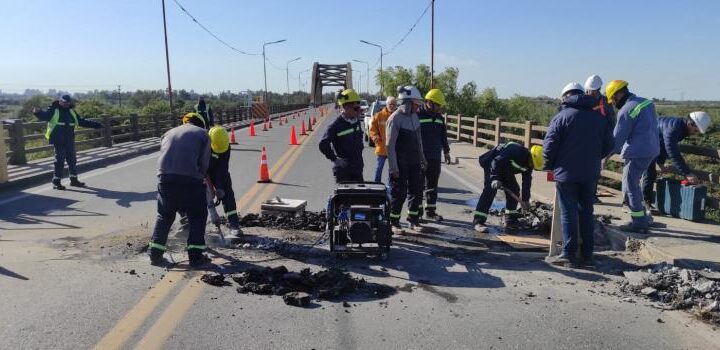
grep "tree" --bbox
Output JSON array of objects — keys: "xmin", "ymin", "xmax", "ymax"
[{"xmin": 18, "ymin": 95, "xmax": 53, "ymax": 121}]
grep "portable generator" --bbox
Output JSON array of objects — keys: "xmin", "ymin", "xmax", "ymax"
[{"xmin": 326, "ymin": 182, "xmax": 392, "ymax": 260}]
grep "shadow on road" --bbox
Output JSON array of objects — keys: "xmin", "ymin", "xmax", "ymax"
[
  {"xmin": 71, "ymin": 186, "xmax": 156, "ymax": 208},
  {"xmin": 0, "ymin": 266, "xmax": 30, "ymax": 280}
]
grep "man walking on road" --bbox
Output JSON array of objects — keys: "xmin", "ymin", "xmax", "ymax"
[
  {"xmin": 544, "ymin": 83, "xmax": 614, "ymax": 266},
  {"xmin": 319, "ymin": 89, "xmax": 365, "ymax": 183},
  {"xmin": 386, "ymin": 86, "xmax": 426, "ymax": 234},
  {"xmin": 606, "ymin": 80, "xmax": 660, "ymax": 234},
  {"xmin": 643, "ymin": 111, "xmax": 712, "ymax": 207},
  {"xmin": 472, "ymin": 142, "xmax": 538, "ymax": 233},
  {"xmin": 34, "ymin": 95, "xmax": 103, "ymax": 190},
  {"xmin": 417, "ymin": 88, "xmax": 451, "ymax": 222},
  {"xmin": 149, "ymin": 112, "xmax": 212, "ymax": 269},
  {"xmin": 369, "ymin": 96, "xmax": 397, "ymax": 183},
  {"xmin": 195, "ymin": 96, "xmax": 214, "ymax": 129}
]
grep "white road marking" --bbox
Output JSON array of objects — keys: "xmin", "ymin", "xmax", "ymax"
[{"xmin": 442, "ymin": 164, "xmax": 483, "ymax": 195}]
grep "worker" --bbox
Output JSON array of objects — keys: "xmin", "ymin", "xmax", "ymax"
[
  {"xmin": 417, "ymin": 88, "xmax": 452, "ymax": 222},
  {"xmin": 368, "ymin": 96, "xmax": 397, "ymax": 183},
  {"xmin": 606, "ymin": 80, "xmax": 660, "ymax": 234},
  {"xmin": 544, "ymin": 83, "xmax": 614, "ymax": 267},
  {"xmin": 207, "ymin": 126, "xmax": 242, "ymax": 239},
  {"xmin": 319, "ymin": 89, "xmax": 365, "ymax": 183},
  {"xmin": 195, "ymin": 96, "xmax": 214, "ymax": 129},
  {"xmin": 473, "ymin": 142, "xmax": 539, "ymax": 233},
  {"xmin": 584, "ymin": 74, "xmax": 616, "ymax": 204},
  {"xmin": 643, "ymin": 111, "xmax": 712, "ymax": 206},
  {"xmin": 33, "ymin": 95, "xmax": 103, "ymax": 190},
  {"xmin": 387, "ymin": 85, "xmax": 426, "ymax": 234},
  {"xmin": 149, "ymin": 112, "xmax": 212, "ymax": 269}
]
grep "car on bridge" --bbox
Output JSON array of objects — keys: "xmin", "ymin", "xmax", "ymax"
[{"xmin": 362, "ymin": 100, "xmax": 386, "ymax": 148}]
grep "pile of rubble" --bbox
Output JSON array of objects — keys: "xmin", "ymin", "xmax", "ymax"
[
  {"xmin": 621, "ymin": 264, "xmax": 720, "ymax": 325},
  {"xmin": 239, "ymin": 211, "xmax": 327, "ymax": 232},
  {"xmin": 201, "ymin": 265, "xmax": 395, "ymax": 307},
  {"xmin": 489, "ymin": 202, "xmax": 553, "ymax": 234}
]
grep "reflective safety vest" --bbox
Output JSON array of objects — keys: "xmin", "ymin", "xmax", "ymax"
[
  {"xmin": 194, "ymin": 103, "xmax": 210, "ymax": 115},
  {"xmin": 45, "ymin": 108, "xmax": 79, "ymax": 140}
]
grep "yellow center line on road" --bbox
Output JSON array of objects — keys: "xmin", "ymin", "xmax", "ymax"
[
  {"xmin": 128, "ymin": 115, "xmax": 330, "ymax": 350},
  {"xmin": 93, "ymin": 114, "xmax": 328, "ymax": 350}
]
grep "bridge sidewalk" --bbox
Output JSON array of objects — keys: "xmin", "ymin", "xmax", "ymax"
[{"xmin": 450, "ymin": 141, "xmax": 720, "ymax": 269}]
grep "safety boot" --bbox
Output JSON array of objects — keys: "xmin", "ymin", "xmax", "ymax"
[
  {"xmin": 425, "ymin": 211, "xmax": 444, "ymax": 222},
  {"xmin": 188, "ymin": 250, "xmax": 214, "ymax": 269},
  {"xmin": 504, "ymin": 215, "xmax": 520, "ymax": 229},
  {"xmin": 52, "ymin": 179, "xmax": 66, "ymax": 190},
  {"xmin": 473, "ymin": 223, "xmax": 489, "ymax": 234},
  {"xmin": 149, "ymin": 249, "xmax": 174, "ymax": 268},
  {"xmin": 69, "ymin": 176, "xmax": 86, "ymax": 187},
  {"xmin": 390, "ymin": 220, "xmax": 404, "ymax": 235},
  {"xmin": 226, "ymin": 224, "xmax": 244, "ymax": 240},
  {"xmin": 407, "ymin": 217, "xmax": 426, "ymax": 233},
  {"xmin": 619, "ymin": 223, "xmax": 649, "ymax": 234}
]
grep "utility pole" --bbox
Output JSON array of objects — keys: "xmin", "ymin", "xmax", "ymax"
[
  {"xmin": 352, "ymin": 59, "xmax": 370, "ymax": 96},
  {"xmin": 285, "ymin": 57, "xmax": 301, "ymax": 105},
  {"xmin": 262, "ymin": 39, "xmax": 286, "ymax": 104},
  {"xmin": 161, "ymin": 0, "xmax": 174, "ymax": 116},
  {"xmin": 117, "ymin": 85, "xmax": 121, "ymax": 108},
  {"xmin": 360, "ymin": 40, "xmax": 384, "ymax": 97},
  {"xmin": 430, "ymin": 0, "xmax": 435, "ymax": 88}
]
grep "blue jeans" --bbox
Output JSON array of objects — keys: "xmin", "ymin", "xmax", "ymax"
[
  {"xmin": 556, "ymin": 181, "xmax": 596, "ymax": 259},
  {"xmin": 623, "ymin": 157, "xmax": 654, "ymax": 228},
  {"xmin": 374, "ymin": 156, "xmax": 387, "ymax": 183}
]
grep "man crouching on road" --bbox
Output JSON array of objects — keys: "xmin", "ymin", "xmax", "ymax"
[
  {"xmin": 319, "ymin": 89, "xmax": 365, "ymax": 183},
  {"xmin": 148, "ymin": 112, "xmax": 213, "ymax": 269}
]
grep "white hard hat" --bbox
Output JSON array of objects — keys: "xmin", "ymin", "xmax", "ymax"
[
  {"xmin": 689, "ymin": 111, "xmax": 712, "ymax": 134},
  {"xmin": 397, "ymin": 85, "xmax": 423, "ymax": 101},
  {"xmin": 584, "ymin": 75, "xmax": 603, "ymax": 91},
  {"xmin": 561, "ymin": 82, "xmax": 584, "ymax": 97}
]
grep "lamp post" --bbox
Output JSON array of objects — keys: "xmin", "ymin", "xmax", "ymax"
[
  {"xmin": 285, "ymin": 57, "xmax": 301, "ymax": 105},
  {"xmin": 430, "ymin": 0, "xmax": 435, "ymax": 88},
  {"xmin": 262, "ymin": 39, "xmax": 286, "ymax": 103},
  {"xmin": 359, "ymin": 40, "xmax": 384, "ymax": 97},
  {"xmin": 352, "ymin": 70, "xmax": 362, "ymax": 94},
  {"xmin": 298, "ymin": 69, "xmax": 310, "ymax": 95},
  {"xmin": 161, "ymin": 0, "xmax": 174, "ymax": 116},
  {"xmin": 352, "ymin": 59, "xmax": 370, "ymax": 96}
]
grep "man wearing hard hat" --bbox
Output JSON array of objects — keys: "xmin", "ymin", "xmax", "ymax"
[
  {"xmin": 584, "ymin": 74, "xmax": 615, "ymax": 204},
  {"xmin": 207, "ymin": 126, "xmax": 242, "ymax": 239},
  {"xmin": 417, "ymin": 88, "xmax": 451, "ymax": 222},
  {"xmin": 544, "ymin": 83, "xmax": 614, "ymax": 266},
  {"xmin": 319, "ymin": 89, "xmax": 365, "ymax": 183},
  {"xmin": 606, "ymin": 80, "xmax": 660, "ymax": 234},
  {"xmin": 643, "ymin": 111, "xmax": 712, "ymax": 207}
]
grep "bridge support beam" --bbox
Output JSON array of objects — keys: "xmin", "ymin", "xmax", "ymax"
[{"xmin": 310, "ymin": 62, "xmax": 353, "ymax": 106}]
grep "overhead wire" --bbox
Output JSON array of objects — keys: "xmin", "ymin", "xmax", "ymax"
[
  {"xmin": 171, "ymin": 0, "xmax": 261, "ymax": 56},
  {"xmin": 370, "ymin": 0, "xmax": 432, "ymax": 69}
]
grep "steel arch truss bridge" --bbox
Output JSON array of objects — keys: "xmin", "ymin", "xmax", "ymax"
[{"xmin": 310, "ymin": 62, "xmax": 353, "ymax": 105}]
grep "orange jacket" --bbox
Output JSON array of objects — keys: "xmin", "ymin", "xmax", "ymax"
[{"xmin": 369, "ymin": 106, "xmax": 392, "ymax": 156}]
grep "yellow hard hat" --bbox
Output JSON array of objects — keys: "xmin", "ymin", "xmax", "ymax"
[
  {"xmin": 337, "ymin": 89, "xmax": 361, "ymax": 106},
  {"xmin": 530, "ymin": 145, "xmax": 544, "ymax": 171},
  {"xmin": 208, "ymin": 126, "xmax": 230, "ymax": 154},
  {"xmin": 181, "ymin": 112, "xmax": 207, "ymax": 129},
  {"xmin": 425, "ymin": 88, "xmax": 446, "ymax": 106},
  {"xmin": 605, "ymin": 80, "xmax": 629, "ymax": 102}
]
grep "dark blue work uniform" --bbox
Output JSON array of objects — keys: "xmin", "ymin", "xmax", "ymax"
[
  {"xmin": 208, "ymin": 150, "xmax": 239, "ymax": 228},
  {"xmin": 319, "ymin": 115, "xmax": 365, "ymax": 183},
  {"xmin": 417, "ymin": 106, "xmax": 450, "ymax": 215},
  {"xmin": 643, "ymin": 117, "xmax": 691, "ymax": 202}
]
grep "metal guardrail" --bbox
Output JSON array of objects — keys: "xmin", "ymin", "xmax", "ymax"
[{"xmin": 445, "ymin": 114, "xmax": 720, "ymax": 207}]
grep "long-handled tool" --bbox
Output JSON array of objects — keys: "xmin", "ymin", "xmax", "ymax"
[
  {"xmin": 500, "ymin": 185, "xmax": 544, "ymax": 222},
  {"xmin": 205, "ymin": 178, "xmax": 228, "ymax": 247}
]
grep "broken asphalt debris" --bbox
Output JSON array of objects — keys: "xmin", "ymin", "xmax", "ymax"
[
  {"xmin": 239, "ymin": 211, "xmax": 327, "ymax": 232},
  {"xmin": 200, "ymin": 265, "xmax": 396, "ymax": 307},
  {"xmin": 621, "ymin": 264, "xmax": 720, "ymax": 325}
]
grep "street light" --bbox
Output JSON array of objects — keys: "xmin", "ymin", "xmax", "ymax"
[
  {"xmin": 298, "ymin": 69, "xmax": 310, "ymax": 95},
  {"xmin": 359, "ymin": 40, "xmax": 384, "ymax": 97},
  {"xmin": 285, "ymin": 57, "xmax": 301, "ymax": 105},
  {"xmin": 262, "ymin": 39, "xmax": 286, "ymax": 103},
  {"xmin": 352, "ymin": 59, "xmax": 370, "ymax": 96},
  {"xmin": 352, "ymin": 70, "xmax": 362, "ymax": 94}
]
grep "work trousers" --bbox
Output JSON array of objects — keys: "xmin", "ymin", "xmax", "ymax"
[
  {"xmin": 642, "ymin": 159, "xmax": 658, "ymax": 204},
  {"xmin": 374, "ymin": 156, "xmax": 387, "ymax": 183},
  {"xmin": 208, "ymin": 169, "xmax": 239, "ymax": 227},
  {"xmin": 334, "ymin": 167, "xmax": 364, "ymax": 184},
  {"xmin": 623, "ymin": 157, "xmax": 653, "ymax": 228},
  {"xmin": 556, "ymin": 181, "xmax": 596, "ymax": 259},
  {"xmin": 473, "ymin": 169, "xmax": 519, "ymax": 224},
  {"xmin": 53, "ymin": 141, "xmax": 78, "ymax": 180},
  {"xmin": 150, "ymin": 175, "xmax": 208, "ymax": 255},
  {"xmin": 420, "ymin": 158, "xmax": 442, "ymax": 216},
  {"xmin": 390, "ymin": 161, "xmax": 424, "ymax": 223}
]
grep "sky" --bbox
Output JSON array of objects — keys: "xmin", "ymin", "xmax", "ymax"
[{"xmin": 1, "ymin": 0, "xmax": 719, "ymax": 100}]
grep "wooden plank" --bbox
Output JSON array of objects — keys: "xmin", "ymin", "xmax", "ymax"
[
  {"xmin": 477, "ymin": 137, "xmax": 495, "ymax": 146},
  {"xmin": 500, "ymin": 133, "xmax": 524, "ymax": 142},
  {"xmin": 600, "ymin": 169, "xmax": 622, "ymax": 181},
  {"xmin": 502, "ymin": 121, "xmax": 526, "ymax": 129},
  {"xmin": 24, "ymin": 133, "xmax": 46, "ymax": 141},
  {"xmin": 75, "ymin": 138, "xmax": 104, "ymax": 147},
  {"xmin": 477, "ymin": 128, "xmax": 494, "ymax": 136},
  {"xmin": 531, "ymin": 138, "xmax": 544, "ymax": 146},
  {"xmin": 460, "ymin": 125, "xmax": 475, "ymax": 132},
  {"xmin": 25, "ymin": 144, "xmax": 54, "ymax": 154},
  {"xmin": 477, "ymin": 118, "xmax": 496, "ymax": 126},
  {"xmin": 534, "ymin": 125, "xmax": 549, "ymax": 132},
  {"xmin": 496, "ymin": 234, "xmax": 550, "ymax": 250}
]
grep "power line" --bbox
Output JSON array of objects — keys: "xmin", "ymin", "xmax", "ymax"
[
  {"xmin": 385, "ymin": 1, "xmax": 432, "ymax": 57},
  {"xmin": 171, "ymin": 0, "xmax": 260, "ymax": 56},
  {"xmin": 264, "ymin": 56, "xmax": 286, "ymax": 71}
]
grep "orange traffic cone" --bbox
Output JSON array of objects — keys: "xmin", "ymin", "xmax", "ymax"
[
  {"xmin": 289, "ymin": 125, "xmax": 299, "ymax": 145},
  {"xmin": 307, "ymin": 117, "xmax": 313, "ymax": 132},
  {"xmin": 300, "ymin": 120, "xmax": 307, "ymax": 136},
  {"xmin": 262, "ymin": 121, "xmax": 269, "ymax": 131},
  {"xmin": 292, "ymin": 113, "xmax": 296, "ymax": 119},
  {"xmin": 249, "ymin": 120, "xmax": 256, "ymax": 137},
  {"xmin": 269, "ymin": 120, "xmax": 273, "ymax": 129},
  {"xmin": 230, "ymin": 126, "xmax": 238, "ymax": 144},
  {"xmin": 312, "ymin": 115, "xmax": 317, "ymax": 125},
  {"xmin": 257, "ymin": 146, "xmax": 272, "ymax": 183},
  {"xmin": 279, "ymin": 118, "xmax": 284, "ymax": 126}
]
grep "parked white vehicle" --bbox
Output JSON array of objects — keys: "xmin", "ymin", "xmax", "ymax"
[{"xmin": 363, "ymin": 101, "xmax": 386, "ymax": 147}]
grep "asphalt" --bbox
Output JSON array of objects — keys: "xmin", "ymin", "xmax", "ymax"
[{"xmin": 1, "ymin": 107, "xmax": 718, "ymax": 349}]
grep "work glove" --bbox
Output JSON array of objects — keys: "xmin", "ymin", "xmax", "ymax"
[
  {"xmin": 444, "ymin": 152, "xmax": 452, "ymax": 165},
  {"xmin": 520, "ymin": 201, "xmax": 531, "ymax": 211},
  {"xmin": 333, "ymin": 158, "xmax": 349, "ymax": 168},
  {"xmin": 686, "ymin": 173, "xmax": 699, "ymax": 185},
  {"xmin": 490, "ymin": 180, "xmax": 503, "ymax": 190}
]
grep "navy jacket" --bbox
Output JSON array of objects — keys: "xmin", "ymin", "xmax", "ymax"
[
  {"xmin": 417, "ymin": 106, "xmax": 450, "ymax": 161},
  {"xmin": 656, "ymin": 117, "xmax": 691, "ymax": 175},
  {"xmin": 543, "ymin": 94, "xmax": 614, "ymax": 183},
  {"xmin": 34, "ymin": 102, "xmax": 103, "ymax": 145},
  {"xmin": 479, "ymin": 142, "xmax": 533, "ymax": 201},
  {"xmin": 319, "ymin": 115, "xmax": 364, "ymax": 173}
]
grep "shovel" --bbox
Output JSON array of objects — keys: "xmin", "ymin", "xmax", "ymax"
[{"xmin": 499, "ymin": 185, "xmax": 544, "ymax": 222}]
